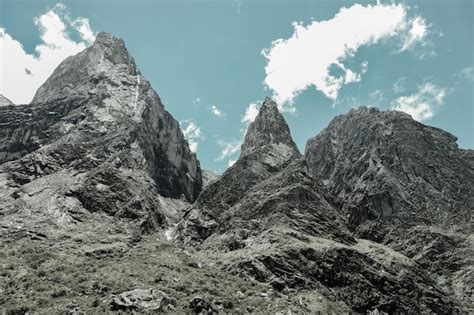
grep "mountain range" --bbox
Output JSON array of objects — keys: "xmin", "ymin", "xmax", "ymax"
[{"xmin": 0, "ymin": 32, "xmax": 472, "ymax": 314}]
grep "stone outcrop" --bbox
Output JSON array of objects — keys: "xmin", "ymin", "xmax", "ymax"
[
  {"xmin": 110, "ymin": 289, "xmax": 175, "ymax": 312},
  {"xmin": 0, "ymin": 94, "xmax": 14, "ymax": 106},
  {"xmin": 201, "ymin": 169, "xmax": 220, "ymax": 188},
  {"xmin": 240, "ymin": 97, "xmax": 299, "ymax": 157}
]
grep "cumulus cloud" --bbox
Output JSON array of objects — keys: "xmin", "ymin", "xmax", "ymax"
[
  {"xmin": 391, "ymin": 82, "xmax": 447, "ymax": 121},
  {"xmin": 0, "ymin": 4, "xmax": 95, "ymax": 104},
  {"xmin": 210, "ymin": 105, "xmax": 225, "ymax": 118},
  {"xmin": 227, "ymin": 159, "xmax": 237, "ymax": 167},
  {"xmin": 262, "ymin": 3, "xmax": 431, "ymax": 105},
  {"xmin": 454, "ymin": 66, "xmax": 474, "ymax": 81},
  {"xmin": 181, "ymin": 120, "xmax": 202, "ymax": 153},
  {"xmin": 368, "ymin": 90, "xmax": 384, "ymax": 103},
  {"xmin": 241, "ymin": 101, "xmax": 260, "ymax": 124},
  {"xmin": 393, "ymin": 77, "xmax": 407, "ymax": 94},
  {"xmin": 400, "ymin": 16, "xmax": 428, "ymax": 52},
  {"xmin": 217, "ymin": 139, "xmax": 241, "ymax": 161}
]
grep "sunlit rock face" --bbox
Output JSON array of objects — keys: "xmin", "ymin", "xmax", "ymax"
[
  {"xmin": 0, "ymin": 32, "xmax": 202, "ymax": 233},
  {"xmin": 304, "ymin": 106, "xmax": 473, "ymax": 232}
]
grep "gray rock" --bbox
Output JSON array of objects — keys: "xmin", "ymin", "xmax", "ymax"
[
  {"xmin": 0, "ymin": 32, "xmax": 202, "ymax": 233},
  {"xmin": 188, "ymin": 296, "xmax": 215, "ymax": 314},
  {"xmin": 240, "ymin": 97, "xmax": 299, "ymax": 158},
  {"xmin": 201, "ymin": 169, "xmax": 220, "ymax": 188},
  {"xmin": 0, "ymin": 94, "xmax": 14, "ymax": 106},
  {"xmin": 110, "ymin": 289, "xmax": 174, "ymax": 312},
  {"xmin": 304, "ymin": 106, "xmax": 473, "ymax": 230},
  {"xmin": 304, "ymin": 106, "xmax": 473, "ymax": 311},
  {"xmin": 177, "ymin": 100, "xmax": 459, "ymax": 313}
]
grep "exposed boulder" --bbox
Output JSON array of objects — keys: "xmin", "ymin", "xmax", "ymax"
[{"xmin": 110, "ymin": 289, "xmax": 175, "ymax": 312}]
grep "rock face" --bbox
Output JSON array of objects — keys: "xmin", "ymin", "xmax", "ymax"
[
  {"xmin": 0, "ymin": 32, "xmax": 202, "ymax": 234},
  {"xmin": 1, "ymin": 32, "xmax": 471, "ymax": 314},
  {"xmin": 240, "ymin": 97, "xmax": 298, "ymax": 157},
  {"xmin": 176, "ymin": 100, "xmax": 460, "ymax": 313},
  {"xmin": 304, "ymin": 106, "xmax": 473, "ymax": 232},
  {"xmin": 201, "ymin": 169, "xmax": 220, "ymax": 188},
  {"xmin": 304, "ymin": 106, "xmax": 473, "ymax": 309},
  {"xmin": 0, "ymin": 94, "xmax": 14, "ymax": 106},
  {"xmin": 177, "ymin": 97, "xmax": 308, "ymax": 245}
]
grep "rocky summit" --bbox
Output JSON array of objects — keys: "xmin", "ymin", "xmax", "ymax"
[
  {"xmin": 0, "ymin": 33, "xmax": 472, "ymax": 314},
  {"xmin": 0, "ymin": 94, "xmax": 14, "ymax": 106},
  {"xmin": 0, "ymin": 32, "xmax": 201, "ymax": 233}
]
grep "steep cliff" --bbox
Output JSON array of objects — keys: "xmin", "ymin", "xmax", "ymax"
[{"xmin": 0, "ymin": 32, "xmax": 202, "ymax": 234}]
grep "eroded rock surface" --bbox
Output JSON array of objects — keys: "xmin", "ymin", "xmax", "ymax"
[
  {"xmin": 304, "ymin": 106, "xmax": 473, "ymax": 230},
  {"xmin": 0, "ymin": 32, "xmax": 471, "ymax": 314},
  {"xmin": 0, "ymin": 94, "xmax": 14, "ymax": 106},
  {"xmin": 0, "ymin": 32, "xmax": 202, "ymax": 235},
  {"xmin": 304, "ymin": 106, "xmax": 473, "ymax": 311},
  {"xmin": 177, "ymin": 100, "xmax": 462, "ymax": 313}
]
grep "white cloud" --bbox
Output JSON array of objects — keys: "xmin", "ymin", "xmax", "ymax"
[
  {"xmin": 217, "ymin": 139, "xmax": 241, "ymax": 161},
  {"xmin": 71, "ymin": 17, "xmax": 95, "ymax": 43},
  {"xmin": 393, "ymin": 77, "xmax": 407, "ymax": 94},
  {"xmin": 368, "ymin": 90, "xmax": 384, "ymax": 103},
  {"xmin": 210, "ymin": 105, "xmax": 225, "ymax": 118},
  {"xmin": 391, "ymin": 82, "xmax": 447, "ymax": 121},
  {"xmin": 262, "ymin": 3, "xmax": 431, "ymax": 105},
  {"xmin": 241, "ymin": 101, "xmax": 260, "ymax": 124},
  {"xmin": 215, "ymin": 100, "xmax": 263, "ymax": 164},
  {"xmin": 181, "ymin": 120, "xmax": 202, "ymax": 153},
  {"xmin": 0, "ymin": 4, "xmax": 95, "ymax": 104},
  {"xmin": 192, "ymin": 97, "xmax": 201, "ymax": 104},
  {"xmin": 227, "ymin": 159, "xmax": 237, "ymax": 167},
  {"xmin": 400, "ymin": 16, "xmax": 428, "ymax": 52},
  {"xmin": 454, "ymin": 66, "xmax": 474, "ymax": 81}
]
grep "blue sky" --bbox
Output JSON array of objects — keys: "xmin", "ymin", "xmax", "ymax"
[{"xmin": 1, "ymin": 0, "xmax": 473, "ymax": 173}]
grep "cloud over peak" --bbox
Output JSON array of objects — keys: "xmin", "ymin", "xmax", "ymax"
[
  {"xmin": 262, "ymin": 2, "xmax": 431, "ymax": 105},
  {"xmin": 391, "ymin": 82, "xmax": 447, "ymax": 121},
  {"xmin": 210, "ymin": 105, "xmax": 225, "ymax": 118},
  {"xmin": 0, "ymin": 4, "xmax": 95, "ymax": 104},
  {"xmin": 181, "ymin": 120, "xmax": 202, "ymax": 153}
]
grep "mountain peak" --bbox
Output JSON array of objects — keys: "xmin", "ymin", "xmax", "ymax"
[
  {"xmin": 32, "ymin": 32, "xmax": 138, "ymax": 104},
  {"xmin": 240, "ymin": 97, "xmax": 299, "ymax": 158},
  {"xmin": 0, "ymin": 94, "xmax": 14, "ymax": 106},
  {"xmin": 94, "ymin": 32, "xmax": 123, "ymax": 45}
]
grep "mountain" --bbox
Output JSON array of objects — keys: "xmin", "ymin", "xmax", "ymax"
[
  {"xmin": 240, "ymin": 97, "xmax": 299, "ymax": 157},
  {"xmin": 305, "ymin": 106, "xmax": 473, "ymax": 232},
  {"xmin": 0, "ymin": 33, "xmax": 470, "ymax": 314},
  {"xmin": 304, "ymin": 106, "xmax": 473, "ymax": 308},
  {"xmin": 176, "ymin": 100, "xmax": 459, "ymax": 313},
  {"xmin": 0, "ymin": 94, "xmax": 14, "ymax": 106},
  {"xmin": 0, "ymin": 32, "xmax": 201, "ymax": 235}
]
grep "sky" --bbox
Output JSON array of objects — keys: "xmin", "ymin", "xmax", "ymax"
[{"xmin": 1, "ymin": 0, "xmax": 473, "ymax": 173}]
